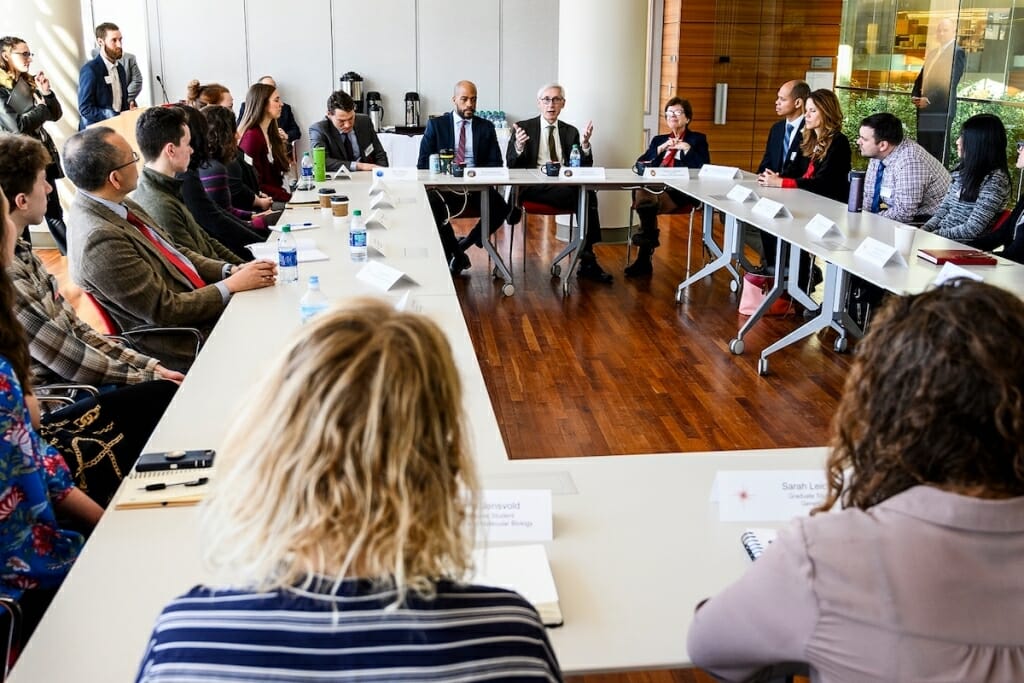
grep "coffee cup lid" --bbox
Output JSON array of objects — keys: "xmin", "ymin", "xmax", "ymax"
[{"xmin": 318, "ymin": 187, "xmax": 336, "ymax": 195}]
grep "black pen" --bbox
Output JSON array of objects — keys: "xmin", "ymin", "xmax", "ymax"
[{"xmin": 140, "ymin": 477, "xmax": 209, "ymax": 492}]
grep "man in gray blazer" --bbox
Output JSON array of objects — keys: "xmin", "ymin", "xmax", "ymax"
[
  {"xmin": 63, "ymin": 126, "xmax": 277, "ymax": 370},
  {"xmin": 308, "ymin": 90, "xmax": 389, "ymax": 172}
]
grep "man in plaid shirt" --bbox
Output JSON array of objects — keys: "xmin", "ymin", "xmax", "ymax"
[
  {"xmin": 1, "ymin": 133, "xmax": 183, "ymax": 389},
  {"xmin": 856, "ymin": 112, "xmax": 951, "ymax": 224}
]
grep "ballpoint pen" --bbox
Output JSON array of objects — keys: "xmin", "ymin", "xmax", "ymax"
[{"xmin": 140, "ymin": 477, "xmax": 209, "ymax": 492}]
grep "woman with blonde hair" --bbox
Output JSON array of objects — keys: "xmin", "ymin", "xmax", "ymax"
[
  {"xmin": 136, "ymin": 300, "xmax": 562, "ymax": 681},
  {"xmin": 688, "ymin": 280, "xmax": 1024, "ymax": 681},
  {"xmin": 237, "ymin": 82, "xmax": 292, "ymax": 201}
]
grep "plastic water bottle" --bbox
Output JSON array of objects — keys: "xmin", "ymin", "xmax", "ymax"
[
  {"xmin": 569, "ymin": 144, "xmax": 582, "ymax": 168},
  {"xmin": 349, "ymin": 210, "xmax": 367, "ymax": 262},
  {"xmin": 277, "ymin": 225, "xmax": 299, "ymax": 283},
  {"xmin": 298, "ymin": 152, "xmax": 314, "ymax": 190},
  {"xmin": 299, "ymin": 275, "xmax": 329, "ymax": 323}
]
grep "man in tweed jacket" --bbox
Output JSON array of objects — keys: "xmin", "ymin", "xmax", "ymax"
[{"xmin": 63, "ymin": 127, "xmax": 276, "ymax": 370}]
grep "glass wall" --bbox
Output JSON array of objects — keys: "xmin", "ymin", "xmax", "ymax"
[{"xmin": 838, "ymin": 0, "xmax": 1024, "ymax": 186}]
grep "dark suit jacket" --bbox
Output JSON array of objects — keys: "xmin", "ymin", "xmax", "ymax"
[
  {"xmin": 68, "ymin": 193, "xmax": 230, "ymax": 365},
  {"xmin": 308, "ymin": 115, "xmax": 388, "ymax": 171},
  {"xmin": 785, "ymin": 132, "xmax": 852, "ymax": 203},
  {"xmin": 757, "ymin": 118, "xmax": 808, "ymax": 176},
  {"xmin": 417, "ymin": 112, "xmax": 502, "ymax": 169},
  {"xmin": 912, "ymin": 42, "xmax": 967, "ymax": 126},
  {"xmin": 637, "ymin": 129, "xmax": 710, "ymax": 169},
  {"xmin": 77, "ymin": 54, "xmax": 129, "ymax": 129},
  {"xmin": 505, "ymin": 116, "xmax": 593, "ymax": 168}
]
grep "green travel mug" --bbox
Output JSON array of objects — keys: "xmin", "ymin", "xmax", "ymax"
[{"xmin": 312, "ymin": 146, "xmax": 326, "ymax": 182}]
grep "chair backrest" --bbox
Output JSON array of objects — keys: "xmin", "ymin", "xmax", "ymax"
[
  {"xmin": 0, "ymin": 597, "xmax": 22, "ymax": 678},
  {"xmin": 83, "ymin": 292, "xmax": 118, "ymax": 336}
]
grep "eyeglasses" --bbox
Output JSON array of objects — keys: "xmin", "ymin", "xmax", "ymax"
[
  {"xmin": 1017, "ymin": 140, "xmax": 1024, "ymax": 152},
  {"xmin": 11, "ymin": 51, "xmax": 33, "ymax": 59},
  {"xmin": 108, "ymin": 151, "xmax": 139, "ymax": 174},
  {"xmin": 665, "ymin": 109, "xmax": 686, "ymax": 118},
  {"xmin": 539, "ymin": 97, "xmax": 564, "ymax": 105}
]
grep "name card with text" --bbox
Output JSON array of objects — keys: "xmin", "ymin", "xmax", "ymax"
[
  {"xmin": 560, "ymin": 166, "xmax": 606, "ymax": 181},
  {"xmin": 854, "ymin": 236, "xmax": 907, "ymax": 268},
  {"xmin": 356, "ymin": 260, "xmax": 419, "ymax": 291},
  {"xmin": 365, "ymin": 210, "xmax": 390, "ymax": 230},
  {"xmin": 478, "ymin": 489, "xmax": 553, "ymax": 542},
  {"xmin": 464, "ymin": 167, "xmax": 510, "ymax": 182},
  {"xmin": 644, "ymin": 167, "xmax": 690, "ymax": 180},
  {"xmin": 804, "ymin": 213, "xmax": 844, "ymax": 242},
  {"xmin": 751, "ymin": 197, "xmax": 792, "ymax": 220},
  {"xmin": 369, "ymin": 191, "xmax": 395, "ymax": 210},
  {"xmin": 699, "ymin": 164, "xmax": 742, "ymax": 180},
  {"xmin": 377, "ymin": 168, "xmax": 418, "ymax": 182},
  {"xmin": 367, "ymin": 235, "xmax": 388, "ymax": 258},
  {"xmin": 714, "ymin": 470, "xmax": 827, "ymax": 522},
  {"xmin": 726, "ymin": 185, "xmax": 759, "ymax": 203},
  {"xmin": 394, "ymin": 291, "xmax": 423, "ymax": 313}
]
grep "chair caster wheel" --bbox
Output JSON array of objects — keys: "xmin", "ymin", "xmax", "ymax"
[
  {"xmin": 834, "ymin": 337, "xmax": 849, "ymax": 353},
  {"xmin": 729, "ymin": 339, "xmax": 744, "ymax": 355},
  {"xmin": 730, "ymin": 279, "xmax": 739, "ymax": 293},
  {"xmin": 502, "ymin": 283, "xmax": 515, "ymax": 297},
  {"xmin": 758, "ymin": 358, "xmax": 769, "ymax": 376},
  {"xmin": 551, "ymin": 264, "xmax": 562, "ymax": 278}
]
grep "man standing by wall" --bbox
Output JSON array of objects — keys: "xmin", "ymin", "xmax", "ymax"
[
  {"xmin": 78, "ymin": 22, "xmax": 131, "ymax": 129},
  {"xmin": 912, "ymin": 17, "xmax": 966, "ymax": 164}
]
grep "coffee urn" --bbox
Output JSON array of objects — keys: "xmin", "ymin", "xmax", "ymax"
[
  {"xmin": 404, "ymin": 91, "xmax": 420, "ymax": 127},
  {"xmin": 366, "ymin": 91, "xmax": 384, "ymax": 132},
  {"xmin": 340, "ymin": 72, "xmax": 364, "ymax": 113}
]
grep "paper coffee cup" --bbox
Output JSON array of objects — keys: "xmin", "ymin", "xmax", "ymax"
[
  {"xmin": 330, "ymin": 195, "xmax": 349, "ymax": 218},
  {"xmin": 318, "ymin": 188, "xmax": 336, "ymax": 208},
  {"xmin": 894, "ymin": 225, "xmax": 915, "ymax": 259}
]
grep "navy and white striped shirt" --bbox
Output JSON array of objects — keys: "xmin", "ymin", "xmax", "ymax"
[{"xmin": 136, "ymin": 578, "xmax": 563, "ymax": 682}]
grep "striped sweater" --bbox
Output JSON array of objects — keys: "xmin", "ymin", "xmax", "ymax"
[
  {"xmin": 136, "ymin": 578, "xmax": 563, "ymax": 682},
  {"xmin": 921, "ymin": 169, "xmax": 1011, "ymax": 243}
]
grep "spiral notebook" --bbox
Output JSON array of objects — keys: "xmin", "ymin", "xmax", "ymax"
[
  {"xmin": 740, "ymin": 528, "xmax": 778, "ymax": 561},
  {"xmin": 114, "ymin": 467, "xmax": 215, "ymax": 510}
]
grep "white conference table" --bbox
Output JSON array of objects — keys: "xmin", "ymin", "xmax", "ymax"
[{"xmin": 13, "ymin": 171, "xmax": 825, "ymax": 681}]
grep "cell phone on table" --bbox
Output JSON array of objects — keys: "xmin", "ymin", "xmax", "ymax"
[{"xmin": 136, "ymin": 449, "xmax": 215, "ymax": 472}]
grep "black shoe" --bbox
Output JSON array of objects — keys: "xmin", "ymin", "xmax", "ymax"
[
  {"xmin": 624, "ymin": 252, "xmax": 653, "ymax": 278},
  {"xmin": 630, "ymin": 230, "xmax": 660, "ymax": 249},
  {"xmin": 506, "ymin": 205, "xmax": 522, "ymax": 226},
  {"xmin": 449, "ymin": 252, "xmax": 471, "ymax": 276},
  {"xmin": 578, "ymin": 258, "xmax": 613, "ymax": 283}
]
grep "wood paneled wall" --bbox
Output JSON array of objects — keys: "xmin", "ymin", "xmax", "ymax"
[{"xmin": 661, "ymin": 0, "xmax": 842, "ymax": 170}]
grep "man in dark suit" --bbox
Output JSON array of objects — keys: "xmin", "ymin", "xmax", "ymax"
[
  {"xmin": 417, "ymin": 80, "xmax": 514, "ymax": 275},
  {"xmin": 77, "ymin": 22, "xmax": 130, "ymax": 130},
  {"xmin": 912, "ymin": 18, "xmax": 966, "ymax": 164},
  {"xmin": 756, "ymin": 79, "xmax": 810, "ymax": 271},
  {"xmin": 309, "ymin": 90, "xmax": 388, "ymax": 172},
  {"xmin": 62, "ymin": 127, "xmax": 277, "ymax": 369},
  {"xmin": 506, "ymin": 83, "xmax": 612, "ymax": 283}
]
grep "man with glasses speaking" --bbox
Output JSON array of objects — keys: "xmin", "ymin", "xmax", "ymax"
[
  {"xmin": 506, "ymin": 83, "xmax": 613, "ymax": 283},
  {"xmin": 62, "ymin": 127, "xmax": 277, "ymax": 370}
]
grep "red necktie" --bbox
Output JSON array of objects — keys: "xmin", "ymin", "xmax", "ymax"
[
  {"xmin": 125, "ymin": 210, "xmax": 206, "ymax": 288},
  {"xmin": 455, "ymin": 121, "xmax": 467, "ymax": 164}
]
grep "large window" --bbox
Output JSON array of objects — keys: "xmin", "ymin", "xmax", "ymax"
[{"xmin": 838, "ymin": 0, "xmax": 1024, "ymax": 181}]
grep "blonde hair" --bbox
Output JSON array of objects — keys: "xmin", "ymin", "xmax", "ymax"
[{"xmin": 200, "ymin": 298, "xmax": 477, "ymax": 603}]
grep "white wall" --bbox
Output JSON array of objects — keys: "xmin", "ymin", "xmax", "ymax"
[
  {"xmin": 87, "ymin": 0, "xmax": 152, "ymax": 106},
  {"xmin": 144, "ymin": 0, "xmax": 560, "ymax": 151}
]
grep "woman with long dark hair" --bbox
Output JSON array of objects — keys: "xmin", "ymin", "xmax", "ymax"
[
  {"xmin": 237, "ymin": 83, "xmax": 292, "ymax": 201},
  {"xmin": 688, "ymin": 280, "xmax": 1024, "ymax": 681},
  {"xmin": 0, "ymin": 188, "xmax": 102, "ymax": 642},
  {"xmin": 922, "ymin": 113, "xmax": 1011, "ymax": 243},
  {"xmin": 0, "ymin": 36, "xmax": 67, "ymax": 251},
  {"xmin": 198, "ymin": 105, "xmax": 273, "ymax": 230}
]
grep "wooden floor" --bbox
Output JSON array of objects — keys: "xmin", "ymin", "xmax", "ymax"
[{"xmin": 39, "ymin": 211, "xmax": 839, "ymax": 683}]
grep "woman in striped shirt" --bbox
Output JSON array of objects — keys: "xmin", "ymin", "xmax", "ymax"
[{"xmin": 136, "ymin": 299, "xmax": 562, "ymax": 682}]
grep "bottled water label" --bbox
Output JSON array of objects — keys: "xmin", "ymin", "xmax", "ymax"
[
  {"xmin": 278, "ymin": 248, "xmax": 298, "ymax": 268},
  {"xmin": 349, "ymin": 231, "xmax": 367, "ymax": 249},
  {"xmin": 300, "ymin": 301, "xmax": 328, "ymax": 323}
]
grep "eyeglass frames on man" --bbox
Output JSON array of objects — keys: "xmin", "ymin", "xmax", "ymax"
[
  {"xmin": 109, "ymin": 151, "xmax": 139, "ymax": 174},
  {"xmin": 539, "ymin": 97, "xmax": 564, "ymax": 105}
]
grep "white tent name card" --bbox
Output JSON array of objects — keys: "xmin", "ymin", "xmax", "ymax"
[
  {"xmin": 854, "ymin": 236, "xmax": 907, "ymax": 268},
  {"xmin": 934, "ymin": 261, "xmax": 984, "ymax": 286},
  {"xmin": 751, "ymin": 197, "xmax": 792, "ymax": 219},
  {"xmin": 367, "ymin": 235, "xmax": 388, "ymax": 257},
  {"xmin": 369, "ymin": 191, "xmax": 395, "ymax": 210},
  {"xmin": 713, "ymin": 470, "xmax": 827, "ymax": 522},
  {"xmin": 464, "ymin": 167, "xmax": 510, "ymax": 182},
  {"xmin": 356, "ymin": 260, "xmax": 419, "ymax": 291},
  {"xmin": 698, "ymin": 164, "xmax": 742, "ymax": 180},
  {"xmin": 726, "ymin": 185, "xmax": 759, "ymax": 203},
  {"xmin": 478, "ymin": 489, "xmax": 553, "ymax": 542},
  {"xmin": 804, "ymin": 213, "xmax": 843, "ymax": 241},
  {"xmin": 560, "ymin": 166, "xmax": 606, "ymax": 180},
  {"xmin": 377, "ymin": 168, "xmax": 417, "ymax": 182},
  {"xmin": 365, "ymin": 210, "xmax": 390, "ymax": 230},
  {"xmin": 644, "ymin": 167, "xmax": 690, "ymax": 179}
]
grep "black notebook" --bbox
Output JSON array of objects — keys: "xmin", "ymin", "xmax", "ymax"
[
  {"xmin": 6, "ymin": 78, "xmax": 34, "ymax": 115},
  {"xmin": 740, "ymin": 528, "xmax": 778, "ymax": 561}
]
